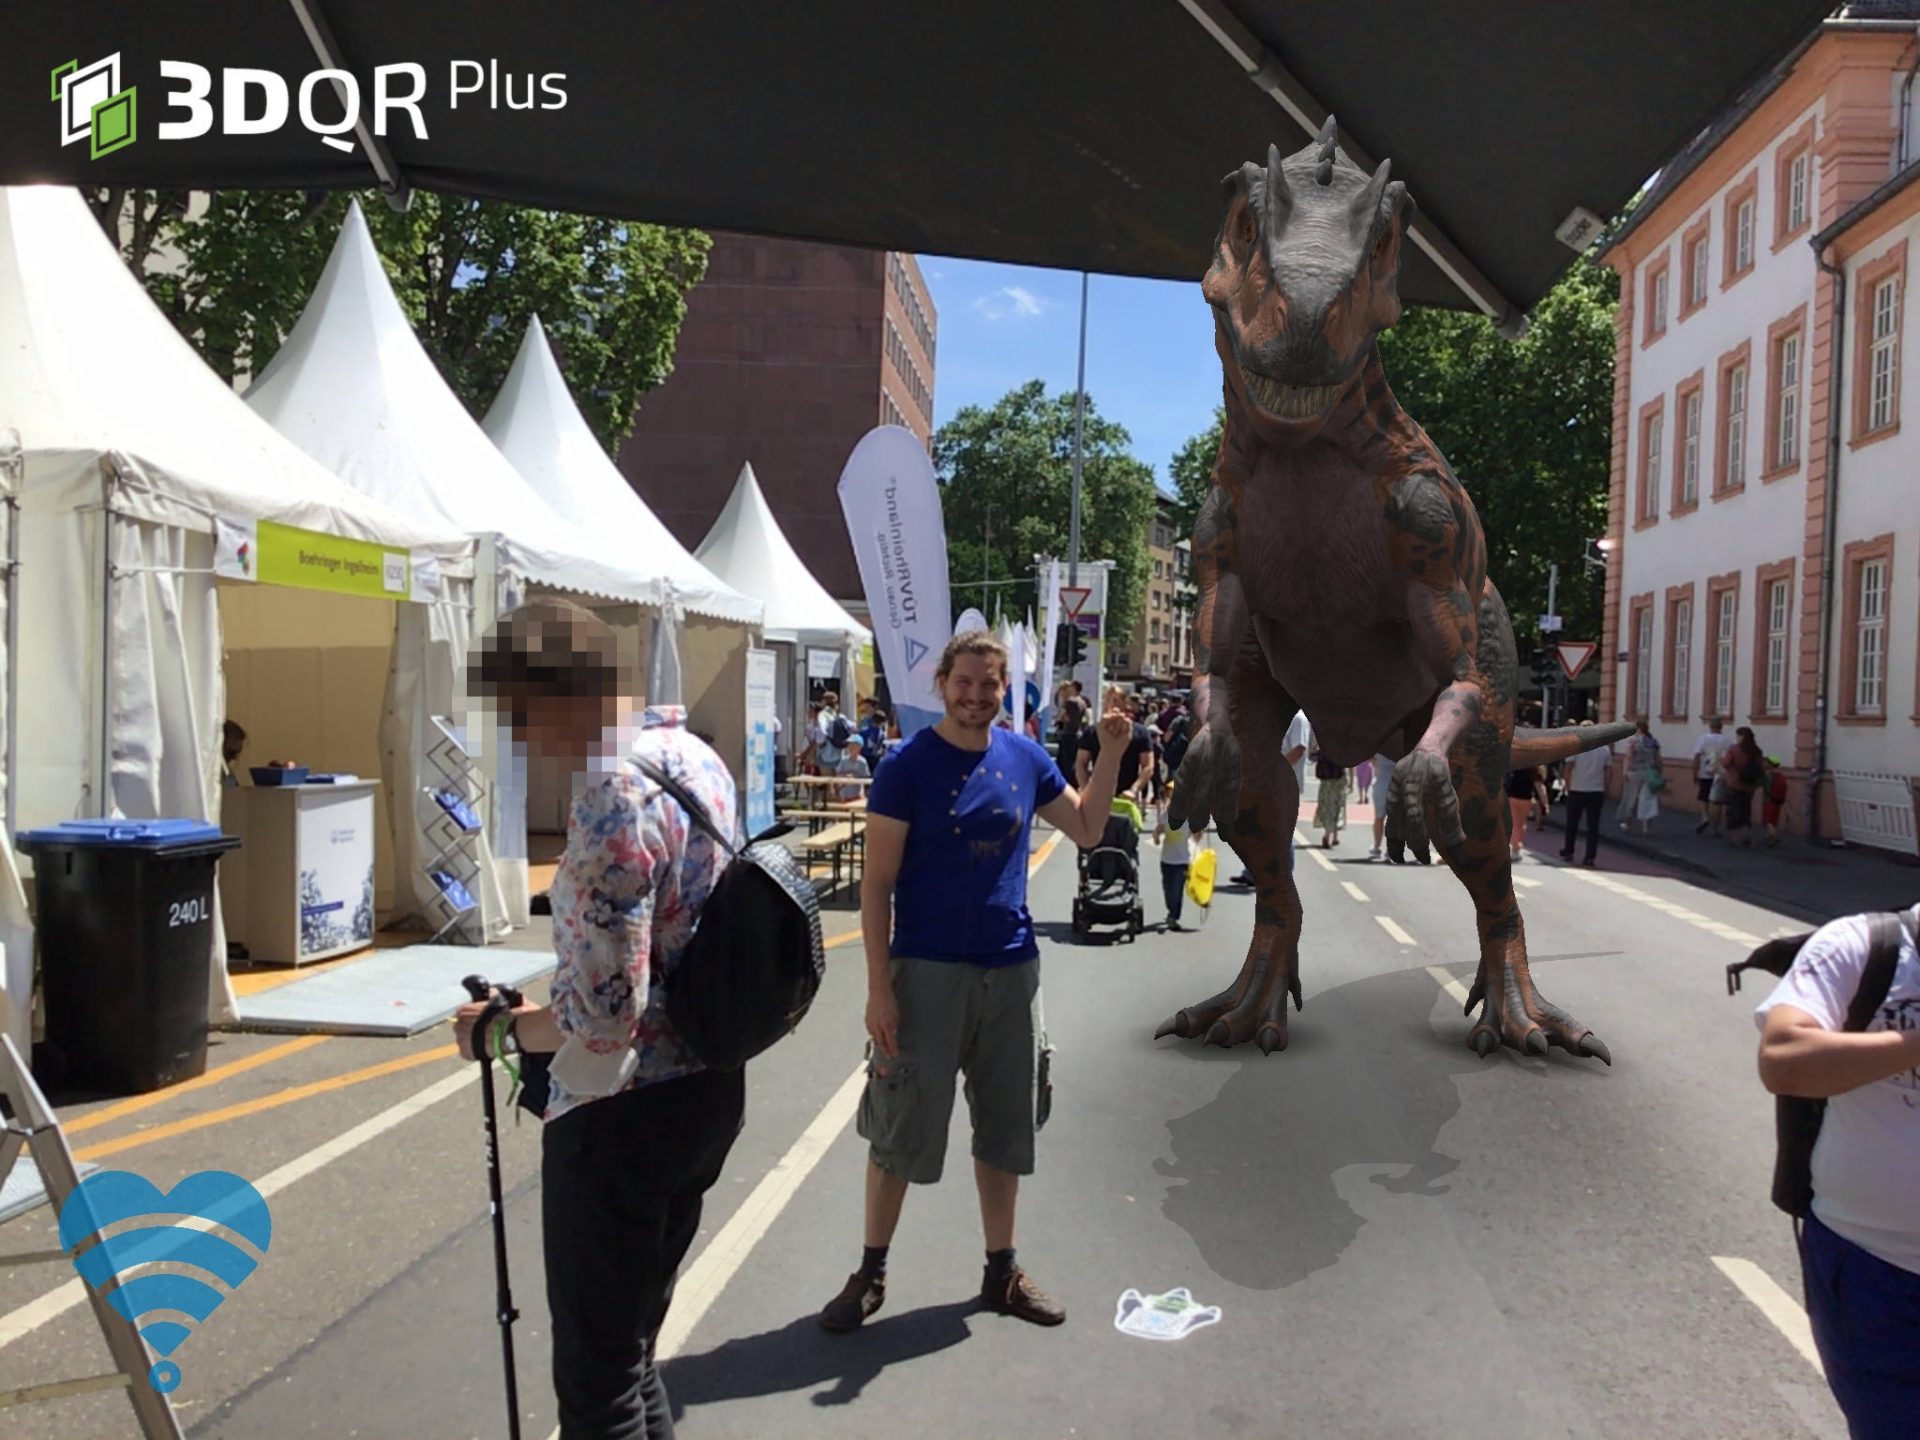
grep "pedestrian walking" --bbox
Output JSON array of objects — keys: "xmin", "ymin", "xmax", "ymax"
[
  {"xmin": 1755, "ymin": 904, "xmax": 1920, "ymax": 1439},
  {"xmin": 1762, "ymin": 757, "xmax": 1790, "ymax": 845},
  {"xmin": 1311, "ymin": 753, "xmax": 1348, "ymax": 847},
  {"xmin": 817, "ymin": 689, "xmax": 849, "ymax": 771},
  {"xmin": 1369, "ymin": 752, "xmax": 1395, "ymax": 860},
  {"xmin": 818, "ymin": 630, "xmax": 1131, "ymax": 1334},
  {"xmin": 1616, "ymin": 719, "xmax": 1661, "ymax": 832},
  {"xmin": 1721, "ymin": 726, "xmax": 1766, "ymax": 847},
  {"xmin": 1153, "ymin": 794, "xmax": 1205, "ymax": 932},
  {"xmin": 453, "ymin": 598, "xmax": 744, "ymax": 1440},
  {"xmin": 1693, "ymin": 715, "xmax": 1732, "ymax": 835},
  {"xmin": 1529, "ymin": 764, "xmax": 1552, "ymax": 831},
  {"xmin": 1506, "ymin": 762, "xmax": 1535, "ymax": 863},
  {"xmin": 1558, "ymin": 722, "xmax": 1611, "ymax": 868}
]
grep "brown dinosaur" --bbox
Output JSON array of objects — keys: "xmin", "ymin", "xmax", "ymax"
[{"xmin": 1162, "ymin": 118, "xmax": 1629, "ymax": 1061}]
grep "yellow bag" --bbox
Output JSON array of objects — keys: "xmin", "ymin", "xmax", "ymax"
[{"xmin": 1186, "ymin": 845, "xmax": 1217, "ymax": 910}]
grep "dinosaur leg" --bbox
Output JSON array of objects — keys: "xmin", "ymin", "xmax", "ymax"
[
  {"xmin": 1441, "ymin": 591, "xmax": 1611, "ymax": 1064},
  {"xmin": 1154, "ymin": 628, "xmax": 1303, "ymax": 1054}
]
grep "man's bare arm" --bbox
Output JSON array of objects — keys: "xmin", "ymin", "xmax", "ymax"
[{"xmin": 1758, "ymin": 1004, "xmax": 1920, "ymax": 1098}]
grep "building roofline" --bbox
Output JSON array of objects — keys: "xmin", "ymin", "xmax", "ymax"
[
  {"xmin": 1812, "ymin": 154, "xmax": 1920, "ymax": 249},
  {"xmin": 1598, "ymin": 11, "xmax": 1920, "ymax": 261}
]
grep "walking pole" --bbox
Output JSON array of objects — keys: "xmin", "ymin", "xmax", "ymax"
[{"xmin": 461, "ymin": 974, "xmax": 525, "ymax": 1440}]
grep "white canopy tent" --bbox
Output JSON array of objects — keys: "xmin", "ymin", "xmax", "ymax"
[
  {"xmin": 696, "ymin": 463, "xmax": 872, "ymax": 750},
  {"xmin": 483, "ymin": 320, "xmax": 764, "ymax": 820},
  {"xmin": 245, "ymin": 203, "xmax": 684, "ymax": 922},
  {"xmin": 0, "ymin": 184, "xmax": 475, "ymax": 1041}
]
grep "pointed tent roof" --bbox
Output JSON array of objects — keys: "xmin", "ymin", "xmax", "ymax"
[
  {"xmin": 0, "ymin": 185, "xmax": 470, "ymax": 563},
  {"xmin": 695, "ymin": 463, "xmax": 870, "ymax": 648},
  {"xmin": 481, "ymin": 319, "xmax": 761, "ymax": 627},
  {"xmin": 244, "ymin": 202, "xmax": 668, "ymax": 605}
]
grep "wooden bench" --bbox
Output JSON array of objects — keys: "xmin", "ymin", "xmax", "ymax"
[{"xmin": 801, "ymin": 818, "xmax": 864, "ymax": 896}]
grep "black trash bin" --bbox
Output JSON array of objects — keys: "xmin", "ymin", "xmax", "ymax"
[{"xmin": 18, "ymin": 819, "xmax": 241, "ymax": 1094}]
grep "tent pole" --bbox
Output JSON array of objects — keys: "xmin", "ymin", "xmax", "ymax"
[
  {"xmin": 1068, "ymin": 271, "xmax": 1087, "ymax": 588},
  {"xmin": 3, "ymin": 486, "xmax": 17, "ymax": 839},
  {"xmin": 97, "ymin": 498, "xmax": 114, "ymax": 819}
]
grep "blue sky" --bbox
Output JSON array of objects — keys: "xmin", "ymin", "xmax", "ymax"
[{"xmin": 917, "ymin": 257, "xmax": 1222, "ymax": 494}]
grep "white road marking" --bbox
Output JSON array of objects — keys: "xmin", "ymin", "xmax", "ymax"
[
  {"xmin": 0, "ymin": 1065, "xmax": 473, "ymax": 1350},
  {"xmin": 1567, "ymin": 868, "xmax": 1765, "ymax": 948},
  {"xmin": 1424, "ymin": 965, "xmax": 1471, "ymax": 1009},
  {"xmin": 653, "ymin": 1066, "xmax": 866, "ymax": 1362},
  {"xmin": 1512, "ymin": 875, "xmax": 1543, "ymax": 889},
  {"xmin": 1376, "ymin": 915, "xmax": 1417, "ymax": 946},
  {"xmin": 1308, "ymin": 848, "xmax": 1337, "ymax": 872},
  {"xmin": 1341, "ymin": 881, "xmax": 1370, "ymax": 903},
  {"xmin": 1712, "ymin": 1256, "xmax": 1824, "ymax": 1376}
]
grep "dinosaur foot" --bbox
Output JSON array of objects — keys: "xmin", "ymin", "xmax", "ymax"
[
  {"xmin": 1154, "ymin": 936, "xmax": 1302, "ymax": 1053},
  {"xmin": 1463, "ymin": 967, "xmax": 1611, "ymax": 1065}
]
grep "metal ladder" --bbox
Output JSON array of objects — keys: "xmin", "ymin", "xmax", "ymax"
[{"xmin": 0, "ymin": 1034, "xmax": 185, "ymax": 1437}]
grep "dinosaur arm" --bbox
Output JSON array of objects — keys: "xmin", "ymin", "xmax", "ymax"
[
  {"xmin": 1190, "ymin": 484, "xmax": 1249, "ymax": 733},
  {"xmin": 1390, "ymin": 473, "xmax": 1489, "ymax": 755}
]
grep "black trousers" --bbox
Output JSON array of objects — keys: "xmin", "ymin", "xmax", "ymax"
[
  {"xmin": 1561, "ymin": 790, "xmax": 1604, "ymax": 862},
  {"xmin": 542, "ymin": 1067, "xmax": 745, "ymax": 1440}
]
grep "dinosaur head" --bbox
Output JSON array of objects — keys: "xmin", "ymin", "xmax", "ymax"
[{"xmin": 1204, "ymin": 116, "xmax": 1415, "ymax": 434}]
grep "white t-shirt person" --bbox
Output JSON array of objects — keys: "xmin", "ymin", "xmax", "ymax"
[
  {"xmin": 1755, "ymin": 909, "xmax": 1920, "ymax": 1275},
  {"xmin": 1693, "ymin": 727, "xmax": 1732, "ymax": 781}
]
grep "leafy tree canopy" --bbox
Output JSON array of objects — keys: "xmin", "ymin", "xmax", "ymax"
[
  {"xmin": 934, "ymin": 380, "xmax": 1158, "ymax": 645},
  {"xmin": 88, "ymin": 187, "xmax": 710, "ymax": 452}
]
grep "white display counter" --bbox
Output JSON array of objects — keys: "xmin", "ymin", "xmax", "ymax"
[{"xmin": 219, "ymin": 781, "xmax": 378, "ymax": 966}]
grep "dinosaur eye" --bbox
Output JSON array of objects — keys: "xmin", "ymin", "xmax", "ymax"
[
  {"xmin": 1372, "ymin": 225, "xmax": 1393, "ymax": 263},
  {"xmin": 1235, "ymin": 209, "xmax": 1255, "ymax": 252}
]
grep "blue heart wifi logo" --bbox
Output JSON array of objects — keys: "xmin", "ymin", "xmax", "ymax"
[{"xmin": 58, "ymin": 1171, "xmax": 273, "ymax": 1393}]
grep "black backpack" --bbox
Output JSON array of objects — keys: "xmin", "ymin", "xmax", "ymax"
[
  {"xmin": 1726, "ymin": 910, "xmax": 1912, "ymax": 1218},
  {"xmin": 826, "ymin": 714, "xmax": 854, "ymax": 750},
  {"xmin": 635, "ymin": 758, "xmax": 825, "ymax": 1071}
]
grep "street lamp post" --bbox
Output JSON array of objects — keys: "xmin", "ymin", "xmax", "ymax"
[{"xmin": 1068, "ymin": 271, "xmax": 1087, "ymax": 588}]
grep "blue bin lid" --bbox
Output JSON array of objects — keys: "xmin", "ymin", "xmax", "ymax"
[{"xmin": 18, "ymin": 818, "xmax": 226, "ymax": 848}]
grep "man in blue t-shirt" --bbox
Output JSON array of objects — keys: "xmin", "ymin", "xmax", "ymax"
[{"xmin": 818, "ymin": 630, "xmax": 1130, "ymax": 1333}]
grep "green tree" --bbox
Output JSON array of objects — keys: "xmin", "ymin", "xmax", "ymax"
[
  {"xmin": 934, "ymin": 380, "xmax": 1157, "ymax": 645},
  {"xmin": 1163, "ymin": 257, "xmax": 1618, "ymax": 641},
  {"xmin": 86, "ymin": 188, "xmax": 710, "ymax": 451}
]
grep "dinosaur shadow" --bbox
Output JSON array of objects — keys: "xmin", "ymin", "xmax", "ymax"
[
  {"xmin": 1150, "ymin": 959, "xmax": 1612, "ymax": 1292},
  {"xmin": 664, "ymin": 1302, "xmax": 976, "ymax": 1418}
]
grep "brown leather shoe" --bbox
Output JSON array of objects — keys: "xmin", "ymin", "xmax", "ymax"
[
  {"xmin": 981, "ymin": 1264, "xmax": 1066, "ymax": 1326},
  {"xmin": 819, "ymin": 1271, "xmax": 886, "ymax": 1332}
]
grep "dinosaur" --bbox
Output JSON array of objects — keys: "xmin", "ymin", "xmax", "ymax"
[{"xmin": 1162, "ymin": 117, "xmax": 1630, "ymax": 1062}]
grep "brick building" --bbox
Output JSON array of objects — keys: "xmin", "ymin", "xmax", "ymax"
[
  {"xmin": 618, "ymin": 233, "xmax": 936, "ymax": 610},
  {"xmin": 1598, "ymin": 4, "xmax": 1920, "ymax": 842}
]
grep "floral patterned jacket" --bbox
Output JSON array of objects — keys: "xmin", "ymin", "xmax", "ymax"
[{"xmin": 543, "ymin": 706, "xmax": 737, "ymax": 1121}]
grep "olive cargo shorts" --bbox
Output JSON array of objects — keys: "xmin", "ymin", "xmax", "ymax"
[{"xmin": 858, "ymin": 956, "xmax": 1051, "ymax": 1185}]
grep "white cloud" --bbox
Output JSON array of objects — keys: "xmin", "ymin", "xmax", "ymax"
[{"xmin": 972, "ymin": 285, "xmax": 1050, "ymax": 322}]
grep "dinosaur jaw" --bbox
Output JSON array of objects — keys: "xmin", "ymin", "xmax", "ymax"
[{"xmin": 1238, "ymin": 364, "xmax": 1345, "ymax": 421}]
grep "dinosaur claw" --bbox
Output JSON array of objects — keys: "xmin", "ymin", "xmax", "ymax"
[
  {"xmin": 1204, "ymin": 1020, "xmax": 1234, "ymax": 1048},
  {"xmin": 1576, "ymin": 1032, "xmax": 1612, "ymax": 1066},
  {"xmin": 1470, "ymin": 1028, "xmax": 1497, "ymax": 1058},
  {"xmin": 1523, "ymin": 1028, "xmax": 1549, "ymax": 1057},
  {"xmin": 1154, "ymin": 1012, "xmax": 1188, "ymax": 1041},
  {"xmin": 1255, "ymin": 1023, "xmax": 1287, "ymax": 1055}
]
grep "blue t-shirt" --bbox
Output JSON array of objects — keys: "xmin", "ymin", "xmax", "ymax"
[{"xmin": 868, "ymin": 726, "xmax": 1067, "ymax": 965}]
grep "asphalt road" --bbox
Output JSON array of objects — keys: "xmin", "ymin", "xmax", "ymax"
[{"xmin": 0, "ymin": 823, "xmax": 1850, "ymax": 1440}]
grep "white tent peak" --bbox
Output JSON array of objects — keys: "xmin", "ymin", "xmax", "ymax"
[
  {"xmin": 482, "ymin": 319, "xmax": 762, "ymax": 626},
  {"xmin": 245, "ymin": 201, "xmax": 669, "ymax": 606},
  {"xmin": 696, "ymin": 463, "xmax": 870, "ymax": 646}
]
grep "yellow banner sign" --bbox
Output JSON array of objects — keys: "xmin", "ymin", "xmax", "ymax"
[{"xmin": 255, "ymin": 520, "xmax": 410, "ymax": 600}]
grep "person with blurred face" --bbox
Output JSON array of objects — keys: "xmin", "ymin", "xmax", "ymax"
[
  {"xmin": 818, "ymin": 630, "xmax": 1130, "ymax": 1334},
  {"xmin": 452, "ymin": 598, "xmax": 742, "ymax": 1440}
]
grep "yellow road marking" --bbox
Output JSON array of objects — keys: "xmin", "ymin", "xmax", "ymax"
[
  {"xmin": 72, "ymin": 1045, "xmax": 460, "ymax": 1162},
  {"xmin": 231, "ymin": 950, "xmax": 374, "ymax": 997},
  {"xmin": 63, "ymin": 1035, "xmax": 331, "ymax": 1136}
]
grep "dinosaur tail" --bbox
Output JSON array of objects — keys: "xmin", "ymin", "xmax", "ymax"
[{"xmin": 1510, "ymin": 721, "xmax": 1634, "ymax": 770}]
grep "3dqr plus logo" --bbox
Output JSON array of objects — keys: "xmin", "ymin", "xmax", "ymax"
[
  {"xmin": 52, "ymin": 54, "xmax": 137, "ymax": 159},
  {"xmin": 58, "ymin": 1170, "xmax": 273, "ymax": 1393}
]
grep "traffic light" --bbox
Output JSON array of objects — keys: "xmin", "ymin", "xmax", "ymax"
[
  {"xmin": 1054, "ymin": 622, "xmax": 1075, "ymax": 668},
  {"xmin": 1065, "ymin": 625, "xmax": 1089, "ymax": 668},
  {"xmin": 1528, "ymin": 647, "xmax": 1555, "ymax": 686}
]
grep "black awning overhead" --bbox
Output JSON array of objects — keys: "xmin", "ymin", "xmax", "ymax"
[{"xmin": 6, "ymin": 2, "xmax": 1834, "ymax": 322}]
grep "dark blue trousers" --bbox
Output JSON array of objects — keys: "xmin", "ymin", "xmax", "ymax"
[
  {"xmin": 1800, "ymin": 1212, "xmax": 1920, "ymax": 1439},
  {"xmin": 1160, "ymin": 863, "xmax": 1187, "ymax": 923}
]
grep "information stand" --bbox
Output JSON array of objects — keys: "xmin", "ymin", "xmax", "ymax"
[{"xmin": 422, "ymin": 717, "xmax": 485, "ymax": 945}]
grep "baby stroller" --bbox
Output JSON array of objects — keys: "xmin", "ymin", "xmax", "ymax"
[{"xmin": 1073, "ymin": 798, "xmax": 1145, "ymax": 941}]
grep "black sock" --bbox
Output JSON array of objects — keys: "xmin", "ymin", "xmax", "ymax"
[
  {"xmin": 985, "ymin": 1246, "xmax": 1016, "ymax": 1280},
  {"xmin": 861, "ymin": 1245, "xmax": 889, "ymax": 1279}
]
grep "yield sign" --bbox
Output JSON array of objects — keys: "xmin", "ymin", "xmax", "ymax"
[
  {"xmin": 1557, "ymin": 641, "xmax": 1598, "ymax": 681},
  {"xmin": 1060, "ymin": 586, "xmax": 1092, "ymax": 621}
]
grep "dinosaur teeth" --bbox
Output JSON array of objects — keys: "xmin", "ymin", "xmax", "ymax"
[{"xmin": 1241, "ymin": 368, "xmax": 1338, "ymax": 419}]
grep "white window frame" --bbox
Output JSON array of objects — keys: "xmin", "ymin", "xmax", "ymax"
[
  {"xmin": 1869, "ymin": 275, "xmax": 1899, "ymax": 433},
  {"xmin": 1735, "ymin": 197, "xmax": 1754, "ymax": 272},
  {"xmin": 1681, "ymin": 391, "xmax": 1700, "ymax": 506},
  {"xmin": 1652, "ymin": 269, "xmax": 1669, "ymax": 333},
  {"xmin": 1855, "ymin": 558, "xmax": 1886, "ymax": 716},
  {"xmin": 1788, "ymin": 150, "xmax": 1809, "ymax": 232},
  {"xmin": 1634, "ymin": 607, "xmax": 1653, "ymax": 717},
  {"xmin": 1766, "ymin": 579, "xmax": 1790, "ymax": 715},
  {"xmin": 1689, "ymin": 236, "xmax": 1709, "ymax": 308},
  {"xmin": 1725, "ymin": 363, "xmax": 1747, "ymax": 490},
  {"xmin": 1776, "ymin": 331, "xmax": 1800, "ymax": 468},
  {"xmin": 1714, "ymin": 590, "xmax": 1736, "ymax": 717},
  {"xmin": 1671, "ymin": 597, "xmax": 1692, "ymax": 717},
  {"xmin": 1643, "ymin": 412, "xmax": 1664, "ymax": 519}
]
